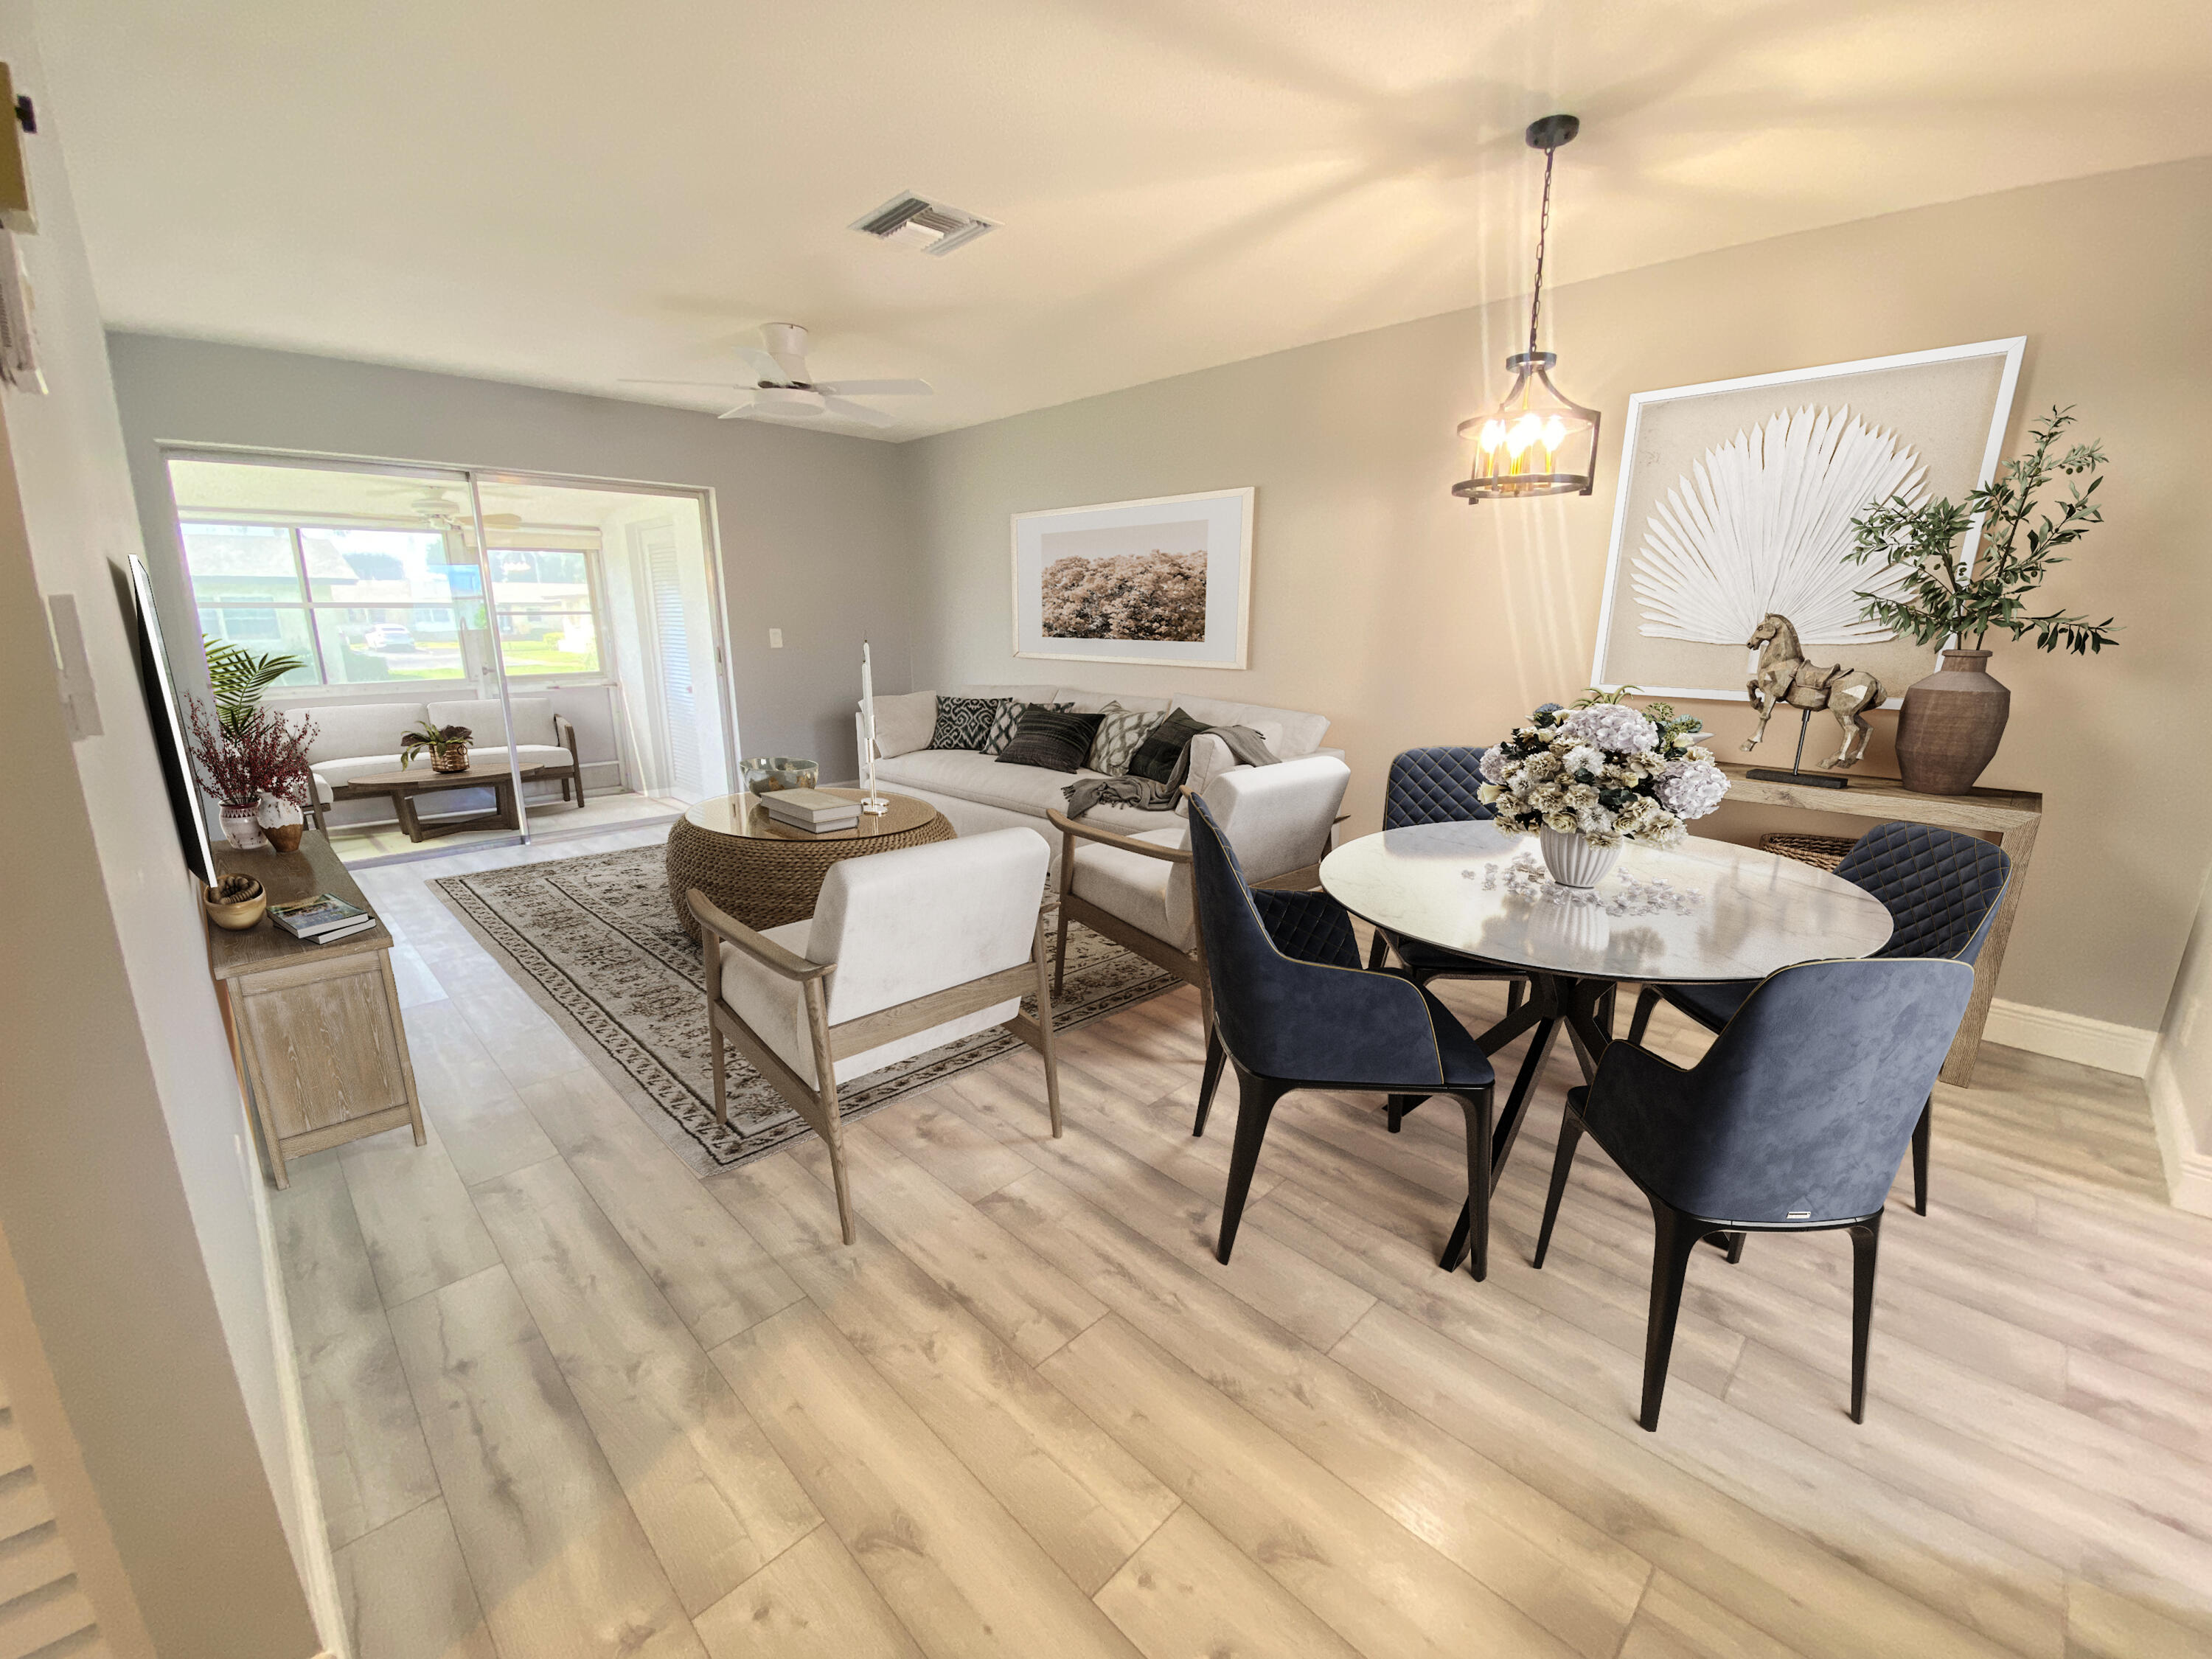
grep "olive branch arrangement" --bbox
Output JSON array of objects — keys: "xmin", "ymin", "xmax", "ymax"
[{"xmin": 1845, "ymin": 405, "xmax": 2118, "ymax": 655}]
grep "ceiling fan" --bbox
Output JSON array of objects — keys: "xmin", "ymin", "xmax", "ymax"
[
  {"xmin": 386, "ymin": 485, "xmax": 523, "ymax": 530},
  {"xmin": 622, "ymin": 323, "xmax": 932, "ymax": 428}
]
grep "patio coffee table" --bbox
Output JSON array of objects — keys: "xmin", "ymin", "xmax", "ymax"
[
  {"xmin": 666, "ymin": 788, "xmax": 953, "ymax": 939},
  {"xmin": 344, "ymin": 762, "xmax": 545, "ymax": 843}
]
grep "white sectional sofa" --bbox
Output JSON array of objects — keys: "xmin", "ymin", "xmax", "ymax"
[
  {"xmin": 868, "ymin": 683, "xmax": 1341, "ymax": 869},
  {"xmin": 293, "ymin": 696, "xmax": 582, "ymax": 831}
]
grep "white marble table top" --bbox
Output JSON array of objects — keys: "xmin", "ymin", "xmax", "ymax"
[{"xmin": 1319, "ymin": 821, "xmax": 1894, "ymax": 984}]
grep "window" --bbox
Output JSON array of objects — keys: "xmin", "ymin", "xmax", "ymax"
[
  {"xmin": 186, "ymin": 522, "xmax": 606, "ymax": 686},
  {"xmin": 490, "ymin": 546, "xmax": 602, "ymax": 677}
]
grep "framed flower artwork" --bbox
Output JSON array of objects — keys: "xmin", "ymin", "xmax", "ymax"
[{"xmin": 1010, "ymin": 486, "xmax": 1253, "ymax": 669}]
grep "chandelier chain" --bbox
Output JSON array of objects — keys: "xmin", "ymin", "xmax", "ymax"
[{"xmin": 1526, "ymin": 142, "xmax": 1557, "ymax": 361}]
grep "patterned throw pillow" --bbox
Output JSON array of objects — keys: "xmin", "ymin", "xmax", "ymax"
[
  {"xmin": 995, "ymin": 707, "xmax": 1106, "ymax": 773},
  {"xmin": 984, "ymin": 698, "xmax": 1068, "ymax": 754},
  {"xmin": 1088, "ymin": 702, "xmax": 1166, "ymax": 776},
  {"xmin": 929, "ymin": 695, "xmax": 1006, "ymax": 751},
  {"xmin": 1124, "ymin": 707, "xmax": 1211, "ymax": 785}
]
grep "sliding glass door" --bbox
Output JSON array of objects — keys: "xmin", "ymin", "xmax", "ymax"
[{"xmin": 166, "ymin": 454, "xmax": 533, "ymax": 861}]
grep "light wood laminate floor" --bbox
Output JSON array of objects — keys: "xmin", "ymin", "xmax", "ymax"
[{"xmin": 277, "ymin": 825, "xmax": 2212, "ymax": 1659}]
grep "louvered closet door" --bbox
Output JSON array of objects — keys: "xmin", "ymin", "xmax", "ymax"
[
  {"xmin": 0, "ymin": 1374, "xmax": 107, "ymax": 1659},
  {"xmin": 644, "ymin": 528, "xmax": 703, "ymax": 798}
]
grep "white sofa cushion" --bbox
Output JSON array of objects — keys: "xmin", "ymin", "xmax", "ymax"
[
  {"xmin": 425, "ymin": 696, "xmax": 559, "ymax": 748},
  {"xmin": 299, "ymin": 703, "xmax": 428, "ymax": 765},
  {"xmin": 1174, "ymin": 697, "xmax": 1328, "ymax": 758},
  {"xmin": 717, "ymin": 831, "xmax": 1047, "ymax": 1086},
  {"xmin": 873, "ymin": 749, "xmax": 1161, "ymax": 835},
  {"xmin": 1055, "ymin": 689, "xmax": 1173, "ymax": 716},
  {"xmin": 950, "ymin": 684, "xmax": 1062, "ymax": 705},
  {"xmin": 871, "ymin": 691, "xmax": 937, "ymax": 759}
]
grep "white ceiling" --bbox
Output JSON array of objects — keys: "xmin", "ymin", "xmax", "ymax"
[{"xmin": 37, "ymin": 1, "xmax": 2212, "ymax": 442}]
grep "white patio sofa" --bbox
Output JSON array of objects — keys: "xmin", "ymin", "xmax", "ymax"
[
  {"xmin": 293, "ymin": 695, "xmax": 582, "ymax": 832},
  {"xmin": 869, "ymin": 683, "xmax": 1341, "ymax": 874}
]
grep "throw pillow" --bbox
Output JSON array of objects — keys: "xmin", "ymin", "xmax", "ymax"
[
  {"xmin": 1089, "ymin": 701, "xmax": 1166, "ymax": 776},
  {"xmin": 995, "ymin": 707, "xmax": 1105, "ymax": 773},
  {"xmin": 1124, "ymin": 707, "xmax": 1210, "ymax": 785},
  {"xmin": 929, "ymin": 695, "xmax": 1006, "ymax": 751},
  {"xmin": 984, "ymin": 698, "xmax": 1068, "ymax": 754}
]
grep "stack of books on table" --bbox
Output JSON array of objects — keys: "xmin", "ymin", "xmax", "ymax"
[
  {"xmin": 268, "ymin": 894, "xmax": 378, "ymax": 945},
  {"xmin": 762, "ymin": 788, "xmax": 862, "ymax": 835}
]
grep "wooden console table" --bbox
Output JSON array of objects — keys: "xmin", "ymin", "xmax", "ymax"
[
  {"xmin": 1719, "ymin": 764, "xmax": 2041, "ymax": 1087},
  {"xmin": 208, "ymin": 831, "xmax": 424, "ymax": 1186}
]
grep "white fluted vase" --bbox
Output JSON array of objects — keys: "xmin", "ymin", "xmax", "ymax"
[{"xmin": 1539, "ymin": 827, "xmax": 1620, "ymax": 890}]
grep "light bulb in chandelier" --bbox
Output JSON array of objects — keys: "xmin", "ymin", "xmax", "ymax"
[{"xmin": 1454, "ymin": 114, "xmax": 1601, "ymax": 504}]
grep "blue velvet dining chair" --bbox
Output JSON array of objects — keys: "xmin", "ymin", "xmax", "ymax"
[
  {"xmin": 1185, "ymin": 795, "xmax": 1503, "ymax": 1276},
  {"xmin": 1624, "ymin": 821, "xmax": 2009, "ymax": 1215},
  {"xmin": 1537, "ymin": 956, "xmax": 1975, "ymax": 1429}
]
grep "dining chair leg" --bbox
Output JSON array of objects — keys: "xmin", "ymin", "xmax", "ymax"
[
  {"xmin": 1366, "ymin": 930, "xmax": 1390, "ymax": 970},
  {"xmin": 1194, "ymin": 1027, "xmax": 1226, "ymax": 1137},
  {"xmin": 1848, "ymin": 1213, "xmax": 1883, "ymax": 1423},
  {"xmin": 1386, "ymin": 1095, "xmax": 1410, "ymax": 1133},
  {"xmin": 1725, "ymin": 1232, "xmax": 1747, "ymax": 1264},
  {"xmin": 1627, "ymin": 984, "xmax": 1660, "ymax": 1046},
  {"xmin": 1532, "ymin": 1102, "xmax": 1585, "ymax": 1270},
  {"xmin": 1454, "ymin": 1087, "xmax": 1495, "ymax": 1280},
  {"xmin": 1217, "ymin": 1071, "xmax": 1289, "ymax": 1264},
  {"xmin": 1910, "ymin": 1097, "xmax": 1932, "ymax": 1216},
  {"xmin": 1640, "ymin": 1198, "xmax": 1703, "ymax": 1431}
]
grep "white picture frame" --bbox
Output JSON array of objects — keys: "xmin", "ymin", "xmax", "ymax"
[
  {"xmin": 1589, "ymin": 337, "xmax": 2025, "ymax": 705},
  {"xmin": 1011, "ymin": 486, "xmax": 1254, "ymax": 669}
]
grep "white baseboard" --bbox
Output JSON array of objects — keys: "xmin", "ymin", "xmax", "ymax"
[
  {"xmin": 1982, "ymin": 998, "xmax": 2157, "ymax": 1077},
  {"xmin": 2147, "ymin": 1044, "xmax": 2212, "ymax": 1217}
]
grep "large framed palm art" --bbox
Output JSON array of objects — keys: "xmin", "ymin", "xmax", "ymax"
[
  {"xmin": 1011, "ymin": 487, "xmax": 1254, "ymax": 669},
  {"xmin": 1590, "ymin": 338, "xmax": 2025, "ymax": 702}
]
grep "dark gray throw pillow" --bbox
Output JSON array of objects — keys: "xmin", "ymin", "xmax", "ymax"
[
  {"xmin": 1124, "ymin": 707, "xmax": 1210, "ymax": 784},
  {"xmin": 929, "ymin": 695, "xmax": 1008, "ymax": 751},
  {"xmin": 995, "ymin": 707, "xmax": 1106, "ymax": 773}
]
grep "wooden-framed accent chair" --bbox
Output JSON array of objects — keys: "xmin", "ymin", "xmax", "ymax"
[
  {"xmin": 1183, "ymin": 793, "xmax": 1503, "ymax": 1276},
  {"xmin": 689, "ymin": 828, "xmax": 1060, "ymax": 1244},
  {"xmin": 1624, "ymin": 821, "xmax": 2009, "ymax": 1215},
  {"xmin": 1047, "ymin": 754, "xmax": 1351, "ymax": 1038},
  {"xmin": 1537, "ymin": 956, "xmax": 1974, "ymax": 1429}
]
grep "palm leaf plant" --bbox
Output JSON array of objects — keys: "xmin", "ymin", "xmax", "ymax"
[{"xmin": 202, "ymin": 634, "xmax": 307, "ymax": 735}]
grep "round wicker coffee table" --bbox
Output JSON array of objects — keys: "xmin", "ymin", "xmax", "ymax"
[{"xmin": 666, "ymin": 789, "xmax": 953, "ymax": 939}]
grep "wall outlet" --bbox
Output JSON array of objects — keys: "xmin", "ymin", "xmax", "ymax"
[{"xmin": 768, "ymin": 627, "xmax": 784, "ymax": 648}]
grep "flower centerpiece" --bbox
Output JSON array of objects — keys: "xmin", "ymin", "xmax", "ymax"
[
  {"xmin": 187, "ymin": 700, "xmax": 319, "ymax": 851},
  {"xmin": 1477, "ymin": 689, "xmax": 1728, "ymax": 888}
]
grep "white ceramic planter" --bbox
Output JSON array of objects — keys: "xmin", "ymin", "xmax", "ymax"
[
  {"xmin": 220, "ymin": 804, "xmax": 266, "ymax": 850},
  {"xmin": 1539, "ymin": 826, "xmax": 1620, "ymax": 889}
]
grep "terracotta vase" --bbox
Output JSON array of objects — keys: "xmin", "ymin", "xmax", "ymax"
[{"xmin": 1894, "ymin": 648, "xmax": 2010, "ymax": 795}]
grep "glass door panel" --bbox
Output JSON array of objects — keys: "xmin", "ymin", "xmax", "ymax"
[{"xmin": 161, "ymin": 454, "xmax": 529, "ymax": 863}]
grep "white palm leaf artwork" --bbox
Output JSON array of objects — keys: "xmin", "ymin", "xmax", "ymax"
[{"xmin": 1631, "ymin": 405, "xmax": 1926, "ymax": 645}]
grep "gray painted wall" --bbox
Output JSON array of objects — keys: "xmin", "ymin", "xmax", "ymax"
[{"xmin": 105, "ymin": 333, "xmax": 917, "ymax": 782}]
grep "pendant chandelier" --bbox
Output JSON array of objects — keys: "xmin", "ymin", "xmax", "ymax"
[{"xmin": 1454, "ymin": 114, "xmax": 1600, "ymax": 504}]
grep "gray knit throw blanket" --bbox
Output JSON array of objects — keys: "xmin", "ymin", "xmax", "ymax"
[{"xmin": 1061, "ymin": 723, "xmax": 1281, "ymax": 818}]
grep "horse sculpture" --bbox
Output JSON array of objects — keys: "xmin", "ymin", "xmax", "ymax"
[{"xmin": 1742, "ymin": 613, "xmax": 1884, "ymax": 771}]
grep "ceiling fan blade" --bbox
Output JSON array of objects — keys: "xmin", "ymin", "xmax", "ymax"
[
  {"xmin": 619, "ymin": 377, "xmax": 750, "ymax": 389},
  {"xmin": 715, "ymin": 401, "xmax": 762, "ymax": 420},
  {"xmin": 737, "ymin": 347, "xmax": 786, "ymax": 384},
  {"xmin": 820, "ymin": 396, "xmax": 899, "ymax": 428},
  {"xmin": 479, "ymin": 512, "xmax": 524, "ymax": 529},
  {"xmin": 812, "ymin": 378, "xmax": 933, "ymax": 397}
]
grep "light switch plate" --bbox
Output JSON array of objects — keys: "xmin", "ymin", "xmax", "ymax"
[
  {"xmin": 46, "ymin": 593, "xmax": 102, "ymax": 738},
  {"xmin": 768, "ymin": 627, "xmax": 784, "ymax": 648}
]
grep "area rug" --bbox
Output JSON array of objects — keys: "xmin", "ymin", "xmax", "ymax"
[{"xmin": 433, "ymin": 844, "xmax": 1178, "ymax": 1175}]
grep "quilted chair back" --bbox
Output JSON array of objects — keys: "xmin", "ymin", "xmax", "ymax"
[
  {"xmin": 1589, "ymin": 957, "xmax": 1975, "ymax": 1223},
  {"xmin": 1383, "ymin": 708, "xmax": 1562, "ymax": 830},
  {"xmin": 1187, "ymin": 796, "xmax": 1443, "ymax": 1085},
  {"xmin": 1835, "ymin": 822, "xmax": 2011, "ymax": 965}
]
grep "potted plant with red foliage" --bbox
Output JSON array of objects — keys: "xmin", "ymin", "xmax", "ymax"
[{"xmin": 187, "ymin": 700, "xmax": 319, "ymax": 851}]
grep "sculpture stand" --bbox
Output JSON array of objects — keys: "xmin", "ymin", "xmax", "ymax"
[{"xmin": 1747, "ymin": 709, "xmax": 1851, "ymax": 790}]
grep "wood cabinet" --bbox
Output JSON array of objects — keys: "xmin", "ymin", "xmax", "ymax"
[{"xmin": 209, "ymin": 832, "xmax": 423, "ymax": 1186}]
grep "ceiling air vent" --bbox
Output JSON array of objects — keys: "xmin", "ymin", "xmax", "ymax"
[{"xmin": 849, "ymin": 192, "xmax": 995, "ymax": 256}]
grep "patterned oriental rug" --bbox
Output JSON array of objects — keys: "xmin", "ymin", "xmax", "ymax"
[{"xmin": 434, "ymin": 845, "xmax": 1178, "ymax": 1175}]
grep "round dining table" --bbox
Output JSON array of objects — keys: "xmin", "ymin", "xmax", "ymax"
[{"xmin": 1318, "ymin": 819, "xmax": 1895, "ymax": 1270}]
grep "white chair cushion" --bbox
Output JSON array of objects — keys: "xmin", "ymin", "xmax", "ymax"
[
  {"xmin": 425, "ymin": 696, "xmax": 558, "ymax": 748},
  {"xmin": 1070, "ymin": 826, "xmax": 1194, "ymax": 952},
  {"xmin": 298, "ymin": 703, "xmax": 428, "ymax": 765},
  {"xmin": 870, "ymin": 692, "xmax": 937, "ymax": 759},
  {"xmin": 1203, "ymin": 754, "xmax": 1351, "ymax": 880},
  {"xmin": 718, "ymin": 830, "xmax": 1048, "ymax": 1088}
]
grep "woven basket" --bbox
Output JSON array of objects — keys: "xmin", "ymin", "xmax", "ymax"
[{"xmin": 1761, "ymin": 831, "xmax": 1859, "ymax": 872}]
